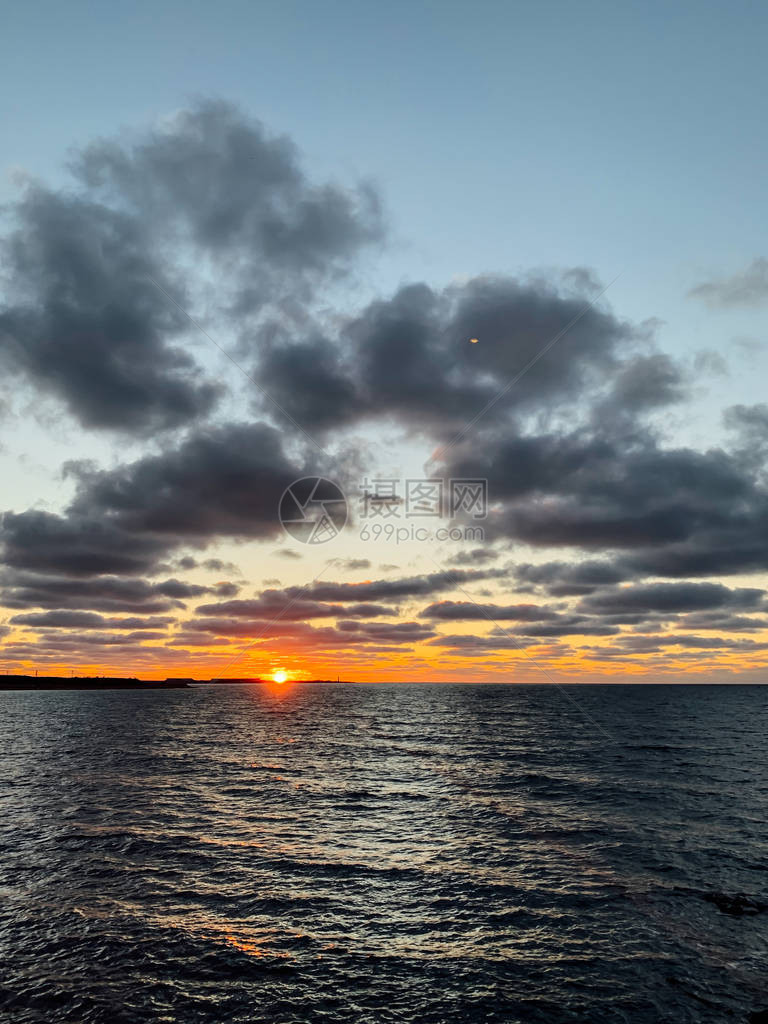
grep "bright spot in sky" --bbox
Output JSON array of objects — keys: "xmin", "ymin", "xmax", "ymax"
[
  {"xmin": 272, "ymin": 670, "xmax": 287, "ymax": 684},
  {"xmin": 469, "ymin": 337, "xmax": 479, "ymax": 344}
]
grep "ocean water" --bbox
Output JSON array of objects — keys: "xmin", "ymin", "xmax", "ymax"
[{"xmin": 1, "ymin": 683, "xmax": 767, "ymax": 1024}]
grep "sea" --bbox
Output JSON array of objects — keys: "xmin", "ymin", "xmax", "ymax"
[{"xmin": 1, "ymin": 683, "xmax": 766, "ymax": 1024}]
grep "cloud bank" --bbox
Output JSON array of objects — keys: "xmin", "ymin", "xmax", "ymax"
[{"xmin": 2, "ymin": 101, "xmax": 768, "ymax": 680}]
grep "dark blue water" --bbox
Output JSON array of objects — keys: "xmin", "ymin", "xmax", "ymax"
[{"xmin": 1, "ymin": 684, "xmax": 767, "ymax": 1023}]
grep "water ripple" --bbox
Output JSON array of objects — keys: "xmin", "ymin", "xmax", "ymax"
[{"xmin": 1, "ymin": 683, "xmax": 767, "ymax": 1023}]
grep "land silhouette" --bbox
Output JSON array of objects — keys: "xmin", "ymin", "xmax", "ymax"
[{"xmin": 0, "ymin": 675, "xmax": 352, "ymax": 690}]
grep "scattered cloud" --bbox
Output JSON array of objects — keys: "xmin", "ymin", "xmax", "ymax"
[
  {"xmin": 689, "ymin": 258, "xmax": 768, "ymax": 308},
  {"xmin": 3, "ymin": 102, "xmax": 768, "ymax": 679}
]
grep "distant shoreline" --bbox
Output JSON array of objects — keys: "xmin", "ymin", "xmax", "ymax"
[
  {"xmin": 0, "ymin": 676, "xmax": 190, "ymax": 690},
  {"xmin": 0, "ymin": 676, "xmax": 353, "ymax": 691},
  {"xmin": 0, "ymin": 676, "xmax": 764, "ymax": 691}
]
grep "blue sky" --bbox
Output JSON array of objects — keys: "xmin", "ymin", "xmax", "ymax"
[{"xmin": 2, "ymin": 2, "xmax": 765, "ymax": 279}]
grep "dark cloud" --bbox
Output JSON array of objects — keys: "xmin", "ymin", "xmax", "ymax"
[
  {"xmin": 0, "ymin": 100, "xmax": 383, "ymax": 435},
  {"xmin": 174, "ymin": 570, "xmax": 509, "ymax": 649},
  {"xmin": 514, "ymin": 560, "xmax": 629, "ymax": 596},
  {"xmin": 450, "ymin": 548, "xmax": 501, "ymax": 565},
  {"xmin": 0, "ymin": 188, "xmax": 220, "ymax": 432},
  {"xmin": 1, "ymin": 423, "xmax": 312, "ymax": 598},
  {"xmin": 173, "ymin": 556, "xmax": 241, "ymax": 574},
  {"xmin": 420, "ymin": 600, "xmax": 557, "ymax": 621},
  {"xmin": 333, "ymin": 620, "xmax": 435, "ymax": 643},
  {"xmin": 194, "ymin": 594, "xmax": 392, "ymax": 621},
  {"xmin": 238, "ymin": 254, "xmax": 766, "ymax": 595},
  {"xmin": 179, "ymin": 616, "xmax": 432, "ymax": 648},
  {"xmin": 689, "ymin": 259, "xmax": 768, "ymax": 308},
  {"xmin": 669, "ymin": 635, "xmax": 768, "ymax": 650},
  {"xmin": 75, "ymin": 99, "xmax": 384, "ymax": 317},
  {"xmin": 276, "ymin": 568, "xmax": 507, "ymax": 604},
  {"xmin": 428, "ymin": 634, "xmax": 542, "ymax": 652},
  {"xmin": 0, "ymin": 418, "xmax": 329, "ymax": 648},
  {"xmin": 457, "ymin": 434, "xmax": 753, "ymax": 541},
  {"xmin": 518, "ymin": 619, "xmax": 619, "ymax": 637},
  {"xmin": 604, "ymin": 633, "xmax": 768, "ymax": 654},
  {"xmin": 170, "ymin": 633, "xmax": 233, "ymax": 648},
  {"xmin": 9, "ymin": 611, "xmax": 171, "ymax": 631},
  {"xmin": 66, "ymin": 422, "xmax": 319, "ymax": 544},
  {"xmin": 0, "ymin": 573, "xmax": 210, "ymax": 614},
  {"xmin": 578, "ymin": 582, "xmax": 765, "ymax": 617},
  {"xmin": 446, "ymin": 424, "xmax": 768, "ymax": 582},
  {"xmin": 419, "ymin": 600, "xmax": 619, "ymax": 638},
  {"xmin": 204, "ymin": 558, "xmax": 240, "ymax": 573},
  {"xmin": 672, "ymin": 611, "xmax": 768, "ymax": 633},
  {"xmin": 255, "ymin": 330, "xmax": 367, "ymax": 431},
  {"xmin": 175, "ymin": 617, "xmax": 305, "ymax": 640},
  {"xmin": 0, "ymin": 421, "xmax": 324, "ymax": 656},
  {"xmin": 151, "ymin": 579, "xmax": 209, "ymax": 599},
  {"xmin": 591, "ymin": 353, "xmax": 688, "ymax": 427},
  {"xmin": 0, "ymin": 509, "xmax": 166, "ymax": 578},
  {"xmin": 724, "ymin": 403, "xmax": 768, "ymax": 467},
  {"xmin": 252, "ymin": 274, "xmax": 640, "ymax": 436}
]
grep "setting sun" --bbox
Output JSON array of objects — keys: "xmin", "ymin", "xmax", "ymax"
[{"xmin": 272, "ymin": 670, "xmax": 288, "ymax": 684}]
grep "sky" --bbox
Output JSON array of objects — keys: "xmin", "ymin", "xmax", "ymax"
[{"xmin": 1, "ymin": 0, "xmax": 768, "ymax": 682}]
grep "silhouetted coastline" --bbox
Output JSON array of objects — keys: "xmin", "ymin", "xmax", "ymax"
[
  {"xmin": 0, "ymin": 676, "xmax": 355, "ymax": 690},
  {"xmin": 0, "ymin": 675, "xmax": 190, "ymax": 690}
]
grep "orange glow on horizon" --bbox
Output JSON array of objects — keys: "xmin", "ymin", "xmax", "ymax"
[{"xmin": 7, "ymin": 627, "xmax": 768, "ymax": 685}]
